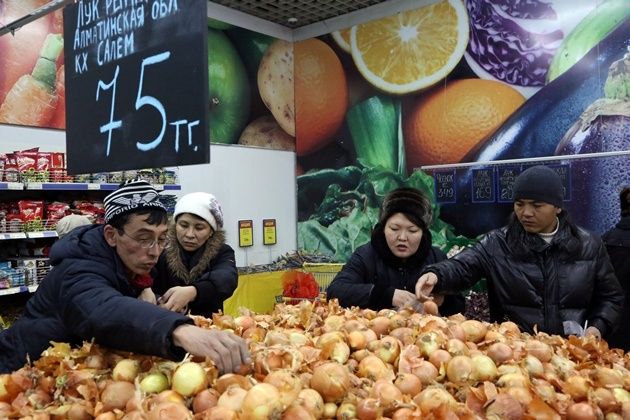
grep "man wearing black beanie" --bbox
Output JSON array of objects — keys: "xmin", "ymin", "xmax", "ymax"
[{"xmin": 415, "ymin": 165, "xmax": 623, "ymax": 340}]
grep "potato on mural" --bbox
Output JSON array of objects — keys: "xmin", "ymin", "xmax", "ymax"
[{"xmin": 238, "ymin": 115, "xmax": 295, "ymax": 152}]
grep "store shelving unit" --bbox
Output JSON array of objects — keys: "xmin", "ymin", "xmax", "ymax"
[{"xmin": 0, "ymin": 182, "xmax": 181, "ymax": 297}]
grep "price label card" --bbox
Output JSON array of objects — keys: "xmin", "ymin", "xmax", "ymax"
[
  {"xmin": 263, "ymin": 219, "xmax": 277, "ymax": 245},
  {"xmin": 63, "ymin": 0, "xmax": 209, "ymax": 174},
  {"xmin": 433, "ymin": 170, "xmax": 456, "ymax": 204},
  {"xmin": 238, "ymin": 220, "xmax": 253, "ymax": 248},
  {"xmin": 471, "ymin": 168, "xmax": 496, "ymax": 203},
  {"xmin": 497, "ymin": 166, "xmax": 521, "ymax": 203}
]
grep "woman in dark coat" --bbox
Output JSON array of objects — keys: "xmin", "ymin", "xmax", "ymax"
[
  {"xmin": 152, "ymin": 192, "xmax": 237, "ymax": 317},
  {"xmin": 602, "ymin": 187, "xmax": 630, "ymax": 350},
  {"xmin": 327, "ymin": 187, "xmax": 465, "ymax": 315}
]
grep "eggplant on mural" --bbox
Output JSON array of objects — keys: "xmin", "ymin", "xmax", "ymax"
[{"xmin": 292, "ymin": 0, "xmax": 630, "ymax": 260}]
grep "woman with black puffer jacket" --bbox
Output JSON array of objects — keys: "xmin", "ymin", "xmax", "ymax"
[{"xmin": 327, "ymin": 187, "xmax": 465, "ymax": 316}]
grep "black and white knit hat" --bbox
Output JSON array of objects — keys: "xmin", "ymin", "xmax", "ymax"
[{"xmin": 103, "ymin": 180, "xmax": 166, "ymax": 224}]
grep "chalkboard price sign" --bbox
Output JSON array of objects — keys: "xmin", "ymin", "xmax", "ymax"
[
  {"xmin": 471, "ymin": 168, "xmax": 495, "ymax": 203},
  {"xmin": 63, "ymin": 0, "xmax": 209, "ymax": 175},
  {"xmin": 433, "ymin": 170, "xmax": 456, "ymax": 204}
]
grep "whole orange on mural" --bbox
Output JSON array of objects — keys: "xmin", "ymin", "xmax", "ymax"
[
  {"xmin": 403, "ymin": 79, "xmax": 525, "ymax": 168},
  {"xmin": 294, "ymin": 38, "xmax": 348, "ymax": 156}
]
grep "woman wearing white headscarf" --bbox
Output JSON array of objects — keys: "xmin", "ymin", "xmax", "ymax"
[{"xmin": 151, "ymin": 192, "xmax": 237, "ymax": 317}]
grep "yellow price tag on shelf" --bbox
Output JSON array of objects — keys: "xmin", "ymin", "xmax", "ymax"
[
  {"xmin": 238, "ymin": 220, "xmax": 253, "ymax": 247},
  {"xmin": 263, "ymin": 219, "xmax": 277, "ymax": 245}
]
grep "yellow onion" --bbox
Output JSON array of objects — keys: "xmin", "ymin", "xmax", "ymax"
[
  {"xmin": 566, "ymin": 402, "xmax": 598, "ymax": 420},
  {"xmin": 485, "ymin": 393, "xmax": 523, "ymax": 420},
  {"xmin": 447, "ymin": 338, "xmax": 469, "ymax": 356},
  {"xmin": 347, "ymin": 330, "xmax": 367, "ymax": 350},
  {"xmin": 389, "ymin": 314, "xmax": 407, "ymax": 330},
  {"xmin": 294, "ymin": 389, "xmax": 324, "ymax": 418},
  {"xmin": 413, "ymin": 386, "xmax": 457, "ymax": 412},
  {"xmin": 101, "ymin": 381, "xmax": 135, "ymax": 411},
  {"xmin": 282, "ymin": 404, "xmax": 316, "ymax": 420},
  {"xmin": 532, "ymin": 379, "xmax": 557, "ymax": 404},
  {"xmin": 192, "ymin": 388, "xmax": 219, "ymax": 414},
  {"xmin": 594, "ymin": 367, "xmax": 624, "ymax": 389},
  {"xmin": 373, "ymin": 336, "xmax": 401, "ymax": 365},
  {"xmin": 446, "ymin": 355, "xmax": 473, "ymax": 383},
  {"xmin": 550, "ymin": 355, "xmax": 576, "ymax": 378},
  {"xmin": 525, "ymin": 340, "xmax": 553, "ymax": 363},
  {"xmin": 356, "ymin": 397, "xmax": 382, "ymax": 420},
  {"xmin": 323, "ymin": 315, "xmax": 345, "ymax": 332},
  {"xmin": 240, "ymin": 383, "xmax": 283, "ymax": 420},
  {"xmin": 215, "ymin": 374, "xmax": 252, "ymax": 394},
  {"xmin": 217, "ymin": 386, "xmax": 247, "ymax": 412},
  {"xmin": 370, "ymin": 379, "xmax": 403, "ymax": 409},
  {"xmin": 612, "ymin": 388, "xmax": 630, "ymax": 403},
  {"xmin": 264, "ymin": 330, "xmax": 290, "ymax": 346},
  {"xmin": 591, "ymin": 387, "xmax": 618, "ymax": 413},
  {"xmin": 112, "ymin": 359, "xmax": 140, "ymax": 382},
  {"xmin": 139, "ymin": 372, "xmax": 169, "ymax": 394},
  {"xmin": 521, "ymin": 355, "xmax": 544, "ymax": 377},
  {"xmin": 428, "ymin": 349, "xmax": 452, "ymax": 370},
  {"xmin": 497, "ymin": 373, "xmax": 530, "ymax": 388},
  {"xmin": 505, "ymin": 386, "xmax": 532, "ymax": 405},
  {"xmin": 446, "ymin": 321, "xmax": 466, "ymax": 342},
  {"xmin": 423, "ymin": 300, "xmax": 439, "ymax": 315},
  {"xmin": 358, "ymin": 356, "xmax": 393, "ymax": 382},
  {"xmin": 460, "ymin": 320, "xmax": 488, "ymax": 343},
  {"xmin": 171, "ymin": 362, "xmax": 208, "ymax": 397},
  {"xmin": 370, "ymin": 316, "xmax": 391, "ymax": 337},
  {"xmin": 310, "ymin": 362, "xmax": 350, "ymax": 403},
  {"xmin": 263, "ymin": 370, "xmax": 302, "ymax": 408},
  {"xmin": 394, "ymin": 373, "xmax": 422, "ymax": 397},
  {"xmin": 486, "ymin": 342, "xmax": 513, "ymax": 365},
  {"xmin": 416, "ymin": 331, "xmax": 444, "ymax": 358},
  {"xmin": 563, "ymin": 376, "xmax": 591, "ymax": 400},
  {"xmin": 499, "ymin": 321, "xmax": 521, "ymax": 336},
  {"xmin": 336, "ymin": 402, "xmax": 357, "ymax": 419},
  {"xmin": 342, "ymin": 319, "xmax": 366, "ymax": 333},
  {"xmin": 234, "ymin": 315, "xmax": 255, "ymax": 330},
  {"xmin": 471, "ymin": 354, "xmax": 498, "ymax": 382},
  {"xmin": 323, "ymin": 402, "xmax": 338, "ymax": 418},
  {"xmin": 412, "ymin": 360, "xmax": 439, "ymax": 385},
  {"xmin": 147, "ymin": 401, "xmax": 193, "ymax": 420}
]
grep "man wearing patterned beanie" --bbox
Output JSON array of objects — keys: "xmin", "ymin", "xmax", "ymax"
[
  {"xmin": 415, "ymin": 165, "xmax": 623, "ymax": 341},
  {"xmin": 0, "ymin": 180, "xmax": 250, "ymax": 374}
]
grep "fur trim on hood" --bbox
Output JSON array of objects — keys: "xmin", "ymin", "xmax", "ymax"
[{"xmin": 165, "ymin": 225, "xmax": 226, "ymax": 284}]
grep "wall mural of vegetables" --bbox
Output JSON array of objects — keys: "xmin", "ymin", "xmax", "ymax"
[
  {"xmin": 294, "ymin": 0, "xmax": 630, "ymax": 259},
  {"xmin": 0, "ymin": 0, "xmax": 65, "ymax": 129}
]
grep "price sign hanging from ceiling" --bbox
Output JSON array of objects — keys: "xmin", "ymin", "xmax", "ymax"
[{"xmin": 63, "ymin": 0, "xmax": 209, "ymax": 175}]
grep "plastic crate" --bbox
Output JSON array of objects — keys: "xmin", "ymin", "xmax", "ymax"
[{"xmin": 301, "ymin": 263, "xmax": 344, "ymax": 293}]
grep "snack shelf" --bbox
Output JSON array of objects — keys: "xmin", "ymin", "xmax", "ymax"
[
  {"xmin": 22, "ymin": 183, "xmax": 181, "ymax": 191},
  {"xmin": 0, "ymin": 285, "xmax": 38, "ymax": 296}
]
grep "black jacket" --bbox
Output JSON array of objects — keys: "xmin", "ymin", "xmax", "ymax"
[
  {"xmin": 429, "ymin": 215, "xmax": 623, "ymax": 337},
  {"xmin": 327, "ymin": 226, "xmax": 465, "ymax": 315},
  {"xmin": 602, "ymin": 216, "xmax": 630, "ymax": 350},
  {"xmin": 152, "ymin": 228, "xmax": 237, "ymax": 317},
  {"xmin": 0, "ymin": 225, "xmax": 192, "ymax": 374}
]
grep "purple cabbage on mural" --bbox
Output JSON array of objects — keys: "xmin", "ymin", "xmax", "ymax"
[{"xmin": 465, "ymin": 0, "xmax": 563, "ymax": 87}]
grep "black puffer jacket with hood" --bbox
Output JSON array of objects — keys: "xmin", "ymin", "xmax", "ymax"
[
  {"xmin": 152, "ymin": 228, "xmax": 237, "ymax": 317},
  {"xmin": 0, "ymin": 224, "xmax": 193, "ymax": 374},
  {"xmin": 327, "ymin": 224, "xmax": 465, "ymax": 315},
  {"xmin": 428, "ymin": 214, "xmax": 623, "ymax": 337}
]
